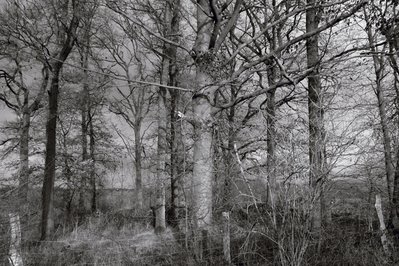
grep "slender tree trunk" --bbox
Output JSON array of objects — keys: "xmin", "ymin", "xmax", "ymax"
[
  {"xmin": 266, "ymin": 74, "xmax": 277, "ymax": 206},
  {"xmin": 134, "ymin": 123, "xmax": 143, "ymax": 209},
  {"xmin": 61, "ymin": 129, "xmax": 74, "ymax": 222},
  {"xmin": 80, "ymin": 42, "xmax": 89, "ymax": 213},
  {"xmin": 89, "ymin": 116, "xmax": 96, "ymax": 212},
  {"xmin": 19, "ymin": 105, "xmax": 30, "ymax": 207},
  {"xmin": 364, "ymin": 10, "xmax": 397, "ymax": 226},
  {"xmin": 223, "ymin": 90, "xmax": 237, "ymax": 211},
  {"xmin": 80, "ymin": 106, "xmax": 88, "ymax": 211},
  {"xmin": 155, "ymin": 83, "xmax": 167, "ymax": 233},
  {"xmin": 170, "ymin": 89, "xmax": 183, "ymax": 226},
  {"xmin": 306, "ymin": 0, "xmax": 324, "ymax": 234}
]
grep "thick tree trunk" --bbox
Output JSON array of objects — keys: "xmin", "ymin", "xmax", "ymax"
[
  {"xmin": 41, "ymin": 3, "xmax": 81, "ymax": 239},
  {"xmin": 41, "ymin": 70, "xmax": 61, "ymax": 240},
  {"xmin": 383, "ymin": 18, "xmax": 399, "ymax": 227},
  {"xmin": 306, "ymin": 0, "xmax": 324, "ymax": 234},
  {"xmin": 169, "ymin": 0, "xmax": 182, "ymax": 228}
]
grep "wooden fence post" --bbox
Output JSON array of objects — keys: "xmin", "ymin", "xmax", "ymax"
[
  {"xmin": 375, "ymin": 194, "xmax": 392, "ymax": 259},
  {"xmin": 8, "ymin": 212, "xmax": 23, "ymax": 266}
]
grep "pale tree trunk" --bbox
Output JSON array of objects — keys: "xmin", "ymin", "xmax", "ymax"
[
  {"xmin": 17, "ymin": 65, "xmax": 48, "ymax": 237},
  {"xmin": 306, "ymin": 0, "xmax": 324, "ymax": 235},
  {"xmin": 191, "ymin": 26, "xmax": 214, "ymax": 264},
  {"xmin": 41, "ymin": 2, "xmax": 81, "ymax": 240},
  {"xmin": 190, "ymin": 0, "xmax": 243, "ymax": 259},
  {"xmin": 375, "ymin": 194, "xmax": 393, "ymax": 258}
]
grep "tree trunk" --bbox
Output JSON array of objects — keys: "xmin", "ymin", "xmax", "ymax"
[
  {"xmin": 382, "ymin": 14, "xmax": 399, "ymax": 228},
  {"xmin": 364, "ymin": 9, "xmax": 397, "ymax": 226},
  {"xmin": 155, "ymin": 85, "xmax": 167, "ymax": 233},
  {"xmin": 191, "ymin": 1, "xmax": 216, "ymax": 260},
  {"xmin": 41, "ymin": 3, "xmax": 81, "ymax": 239},
  {"xmin": 266, "ymin": 74, "xmax": 277, "ymax": 206},
  {"xmin": 41, "ymin": 70, "xmax": 61, "ymax": 240},
  {"xmin": 134, "ymin": 123, "xmax": 143, "ymax": 209},
  {"xmin": 306, "ymin": 0, "xmax": 324, "ymax": 234},
  {"xmin": 223, "ymin": 89, "xmax": 237, "ymax": 211},
  {"xmin": 170, "ymin": 90, "xmax": 184, "ymax": 226},
  {"xmin": 19, "ymin": 105, "xmax": 30, "ymax": 209},
  {"xmin": 169, "ymin": 0, "xmax": 182, "ymax": 228},
  {"xmin": 89, "ymin": 116, "xmax": 96, "ymax": 212},
  {"xmin": 375, "ymin": 194, "xmax": 393, "ymax": 258},
  {"xmin": 80, "ymin": 37, "xmax": 89, "ymax": 213},
  {"xmin": 264, "ymin": 0, "xmax": 279, "ymax": 207}
]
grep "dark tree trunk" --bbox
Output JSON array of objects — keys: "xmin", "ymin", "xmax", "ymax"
[
  {"xmin": 41, "ymin": 70, "xmax": 61, "ymax": 240},
  {"xmin": 134, "ymin": 123, "xmax": 143, "ymax": 209},
  {"xmin": 306, "ymin": 0, "xmax": 324, "ymax": 234},
  {"xmin": 89, "ymin": 116, "xmax": 96, "ymax": 212},
  {"xmin": 168, "ymin": 0, "xmax": 182, "ymax": 227},
  {"xmin": 19, "ymin": 104, "xmax": 30, "ymax": 207},
  {"xmin": 364, "ymin": 8, "xmax": 397, "ymax": 226},
  {"xmin": 80, "ymin": 53, "xmax": 89, "ymax": 213},
  {"xmin": 41, "ymin": 2, "xmax": 81, "ymax": 239}
]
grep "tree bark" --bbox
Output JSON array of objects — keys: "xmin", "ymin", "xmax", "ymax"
[
  {"xmin": 168, "ymin": 0, "xmax": 182, "ymax": 228},
  {"xmin": 306, "ymin": 0, "xmax": 324, "ymax": 234},
  {"xmin": 381, "ymin": 11, "xmax": 399, "ymax": 228},
  {"xmin": 134, "ymin": 122, "xmax": 143, "ymax": 209},
  {"xmin": 89, "ymin": 115, "xmax": 96, "ymax": 212},
  {"xmin": 364, "ymin": 9, "xmax": 397, "ymax": 226},
  {"xmin": 375, "ymin": 194, "xmax": 393, "ymax": 258},
  {"xmin": 41, "ymin": 70, "xmax": 61, "ymax": 240},
  {"xmin": 155, "ymin": 84, "xmax": 167, "ymax": 233},
  {"xmin": 41, "ymin": 1, "xmax": 81, "ymax": 240},
  {"xmin": 80, "ymin": 28, "xmax": 90, "ymax": 213},
  {"xmin": 19, "ymin": 104, "xmax": 30, "ymax": 208}
]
